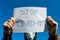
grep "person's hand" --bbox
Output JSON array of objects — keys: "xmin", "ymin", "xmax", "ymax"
[
  {"xmin": 3, "ymin": 17, "xmax": 16, "ymax": 35},
  {"xmin": 46, "ymin": 16, "xmax": 58, "ymax": 36}
]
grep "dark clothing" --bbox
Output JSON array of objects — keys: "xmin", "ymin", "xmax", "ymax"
[
  {"xmin": 3, "ymin": 32, "xmax": 12, "ymax": 40},
  {"xmin": 2, "ymin": 31, "xmax": 12, "ymax": 40},
  {"xmin": 48, "ymin": 33, "xmax": 58, "ymax": 40},
  {"xmin": 3, "ymin": 32, "xmax": 57, "ymax": 40}
]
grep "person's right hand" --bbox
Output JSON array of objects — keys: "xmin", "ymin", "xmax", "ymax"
[{"xmin": 3, "ymin": 17, "xmax": 16, "ymax": 35}]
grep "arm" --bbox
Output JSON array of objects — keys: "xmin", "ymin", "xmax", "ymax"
[
  {"xmin": 46, "ymin": 16, "xmax": 58, "ymax": 40},
  {"xmin": 3, "ymin": 30, "xmax": 12, "ymax": 40},
  {"xmin": 48, "ymin": 32, "xmax": 57, "ymax": 40},
  {"xmin": 2, "ymin": 17, "xmax": 15, "ymax": 40}
]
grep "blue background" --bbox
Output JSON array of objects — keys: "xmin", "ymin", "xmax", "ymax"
[{"xmin": 0, "ymin": 0, "xmax": 60, "ymax": 40}]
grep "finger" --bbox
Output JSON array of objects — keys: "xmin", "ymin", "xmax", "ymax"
[
  {"xmin": 7, "ymin": 19, "xmax": 13, "ymax": 25},
  {"xmin": 49, "ymin": 18, "xmax": 58, "ymax": 27},
  {"xmin": 4, "ymin": 22, "xmax": 10, "ymax": 29},
  {"xmin": 46, "ymin": 16, "xmax": 54, "ymax": 25},
  {"xmin": 47, "ymin": 16, "xmax": 58, "ymax": 28},
  {"xmin": 47, "ymin": 16, "xmax": 53, "ymax": 22},
  {"xmin": 7, "ymin": 22, "xmax": 13, "ymax": 28},
  {"xmin": 53, "ymin": 21, "xmax": 58, "ymax": 28},
  {"xmin": 4, "ymin": 22, "xmax": 13, "ymax": 29},
  {"xmin": 10, "ymin": 17, "xmax": 16, "ymax": 24}
]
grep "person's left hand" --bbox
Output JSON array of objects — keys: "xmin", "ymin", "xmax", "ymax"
[{"xmin": 46, "ymin": 16, "xmax": 58, "ymax": 36}]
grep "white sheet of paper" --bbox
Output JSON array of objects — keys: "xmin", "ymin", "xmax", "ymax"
[{"xmin": 13, "ymin": 7, "xmax": 47, "ymax": 33}]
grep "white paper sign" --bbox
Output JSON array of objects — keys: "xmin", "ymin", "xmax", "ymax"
[{"xmin": 13, "ymin": 7, "xmax": 47, "ymax": 33}]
